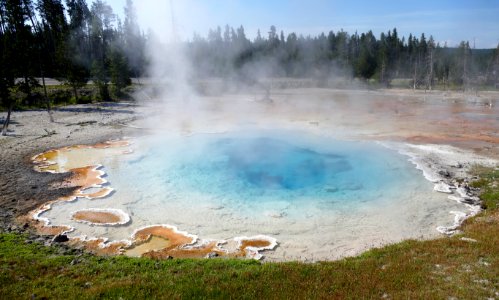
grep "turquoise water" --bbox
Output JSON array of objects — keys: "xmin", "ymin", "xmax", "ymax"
[{"xmin": 123, "ymin": 131, "xmax": 424, "ymax": 210}]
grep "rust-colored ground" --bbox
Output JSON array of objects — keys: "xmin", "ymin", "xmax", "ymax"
[
  {"xmin": 72, "ymin": 210, "xmax": 123, "ymax": 224},
  {"xmin": 25, "ymin": 141, "xmax": 130, "ymax": 238}
]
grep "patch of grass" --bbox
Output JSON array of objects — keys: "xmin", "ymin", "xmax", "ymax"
[
  {"xmin": 0, "ymin": 84, "xmax": 142, "ymax": 112},
  {"xmin": 1, "ymin": 167, "xmax": 498, "ymax": 298},
  {"xmin": 471, "ymin": 165, "xmax": 499, "ymax": 210}
]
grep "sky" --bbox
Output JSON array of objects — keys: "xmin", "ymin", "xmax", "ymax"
[{"xmin": 99, "ymin": 0, "xmax": 499, "ymax": 48}]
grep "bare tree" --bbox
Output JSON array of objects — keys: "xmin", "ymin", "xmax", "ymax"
[
  {"xmin": 461, "ymin": 41, "xmax": 471, "ymax": 92},
  {"xmin": 1, "ymin": 101, "xmax": 13, "ymax": 136},
  {"xmin": 425, "ymin": 36, "xmax": 435, "ymax": 91}
]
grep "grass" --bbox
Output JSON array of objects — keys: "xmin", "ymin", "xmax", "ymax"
[
  {"xmin": 1, "ymin": 168, "xmax": 498, "ymax": 299},
  {"xmin": 470, "ymin": 166, "xmax": 499, "ymax": 210},
  {"xmin": 0, "ymin": 84, "xmax": 142, "ymax": 112}
]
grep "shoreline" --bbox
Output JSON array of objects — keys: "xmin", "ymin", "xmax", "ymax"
[
  {"xmin": 1, "ymin": 88, "xmax": 498, "ymax": 261},
  {"xmin": 383, "ymin": 142, "xmax": 497, "ymax": 235}
]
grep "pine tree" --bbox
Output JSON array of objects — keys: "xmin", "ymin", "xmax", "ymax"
[
  {"xmin": 460, "ymin": 41, "xmax": 471, "ymax": 90},
  {"xmin": 123, "ymin": 0, "xmax": 144, "ymax": 79},
  {"xmin": 65, "ymin": 0, "xmax": 90, "ymax": 100},
  {"xmin": 356, "ymin": 31, "xmax": 377, "ymax": 79},
  {"xmin": 378, "ymin": 32, "xmax": 388, "ymax": 85},
  {"xmin": 89, "ymin": 0, "xmax": 116, "ymax": 101},
  {"xmin": 109, "ymin": 47, "xmax": 130, "ymax": 96},
  {"xmin": 1, "ymin": 0, "xmax": 38, "ymax": 134},
  {"xmin": 488, "ymin": 44, "xmax": 499, "ymax": 88},
  {"xmin": 35, "ymin": 0, "xmax": 68, "ymax": 120},
  {"xmin": 0, "ymin": 0, "xmax": 16, "ymax": 135}
]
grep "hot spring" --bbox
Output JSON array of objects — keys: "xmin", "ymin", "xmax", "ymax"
[{"xmin": 35, "ymin": 130, "xmax": 466, "ymax": 261}]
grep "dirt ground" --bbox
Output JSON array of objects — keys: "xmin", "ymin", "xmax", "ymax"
[{"xmin": 0, "ymin": 103, "xmax": 140, "ymax": 228}]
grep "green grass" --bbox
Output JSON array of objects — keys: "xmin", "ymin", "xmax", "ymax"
[
  {"xmin": 1, "ymin": 168, "xmax": 498, "ymax": 299},
  {"xmin": 0, "ymin": 84, "xmax": 143, "ymax": 112},
  {"xmin": 470, "ymin": 166, "xmax": 499, "ymax": 210}
]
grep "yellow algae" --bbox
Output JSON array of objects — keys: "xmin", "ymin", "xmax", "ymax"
[
  {"xmin": 126, "ymin": 226, "xmax": 275, "ymax": 260},
  {"xmin": 124, "ymin": 236, "xmax": 172, "ymax": 257},
  {"xmin": 143, "ymin": 241, "xmax": 226, "ymax": 259},
  {"xmin": 135, "ymin": 236, "xmax": 276, "ymax": 260},
  {"xmin": 32, "ymin": 149, "xmax": 59, "ymax": 165},
  {"xmin": 69, "ymin": 237, "xmax": 130, "ymax": 256},
  {"xmin": 132, "ymin": 225, "xmax": 196, "ymax": 248},
  {"xmin": 128, "ymin": 225, "xmax": 226, "ymax": 259},
  {"xmin": 35, "ymin": 162, "xmax": 60, "ymax": 173},
  {"xmin": 28, "ymin": 140, "xmax": 130, "ymax": 238},
  {"xmin": 232, "ymin": 236, "xmax": 278, "ymax": 260},
  {"xmin": 93, "ymin": 140, "xmax": 130, "ymax": 149},
  {"xmin": 32, "ymin": 140, "xmax": 130, "ymax": 173}
]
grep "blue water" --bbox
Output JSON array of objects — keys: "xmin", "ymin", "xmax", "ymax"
[
  {"xmin": 196, "ymin": 137, "xmax": 350, "ymax": 190},
  {"xmin": 122, "ymin": 131, "xmax": 424, "ymax": 210}
]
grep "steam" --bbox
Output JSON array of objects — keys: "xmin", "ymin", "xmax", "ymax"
[
  {"xmin": 136, "ymin": 1, "xmax": 201, "ymax": 133},
  {"xmin": 132, "ymin": 1, "xmax": 368, "ymax": 136}
]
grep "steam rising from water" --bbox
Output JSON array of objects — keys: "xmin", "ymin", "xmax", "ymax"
[
  {"xmin": 143, "ymin": 25, "xmax": 198, "ymax": 130},
  {"xmin": 134, "ymin": 2, "xmax": 365, "ymax": 134}
]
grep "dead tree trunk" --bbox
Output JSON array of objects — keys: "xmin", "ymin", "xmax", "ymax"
[
  {"xmin": 426, "ymin": 49, "xmax": 433, "ymax": 91},
  {"xmin": 23, "ymin": 75, "xmax": 31, "ymax": 95},
  {"xmin": 463, "ymin": 43, "xmax": 469, "ymax": 92},
  {"xmin": 40, "ymin": 70, "xmax": 54, "ymax": 122},
  {"xmin": 380, "ymin": 60, "xmax": 386, "ymax": 87},
  {"xmin": 1, "ymin": 103, "xmax": 13, "ymax": 136},
  {"xmin": 413, "ymin": 59, "xmax": 418, "ymax": 90},
  {"xmin": 72, "ymin": 85, "xmax": 78, "ymax": 101}
]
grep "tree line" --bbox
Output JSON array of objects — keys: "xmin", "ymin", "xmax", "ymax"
[
  {"xmin": 1, "ymin": 0, "xmax": 499, "ymax": 135},
  {"xmin": 1, "ymin": 0, "xmax": 145, "ymax": 134},
  {"xmin": 188, "ymin": 25, "xmax": 499, "ymax": 90}
]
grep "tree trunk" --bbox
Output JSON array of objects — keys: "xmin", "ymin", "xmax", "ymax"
[
  {"xmin": 135, "ymin": 70, "xmax": 141, "ymax": 85},
  {"xmin": 380, "ymin": 61, "xmax": 386, "ymax": 86},
  {"xmin": 24, "ymin": 75, "xmax": 31, "ymax": 95},
  {"xmin": 429, "ymin": 50, "xmax": 433, "ymax": 91},
  {"xmin": 72, "ymin": 85, "xmax": 78, "ymax": 101},
  {"xmin": 1, "ymin": 103, "xmax": 13, "ymax": 136},
  {"xmin": 23, "ymin": 0, "xmax": 53, "ymax": 122},
  {"xmin": 413, "ymin": 60, "xmax": 417, "ymax": 90},
  {"xmin": 41, "ymin": 74, "xmax": 54, "ymax": 122}
]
